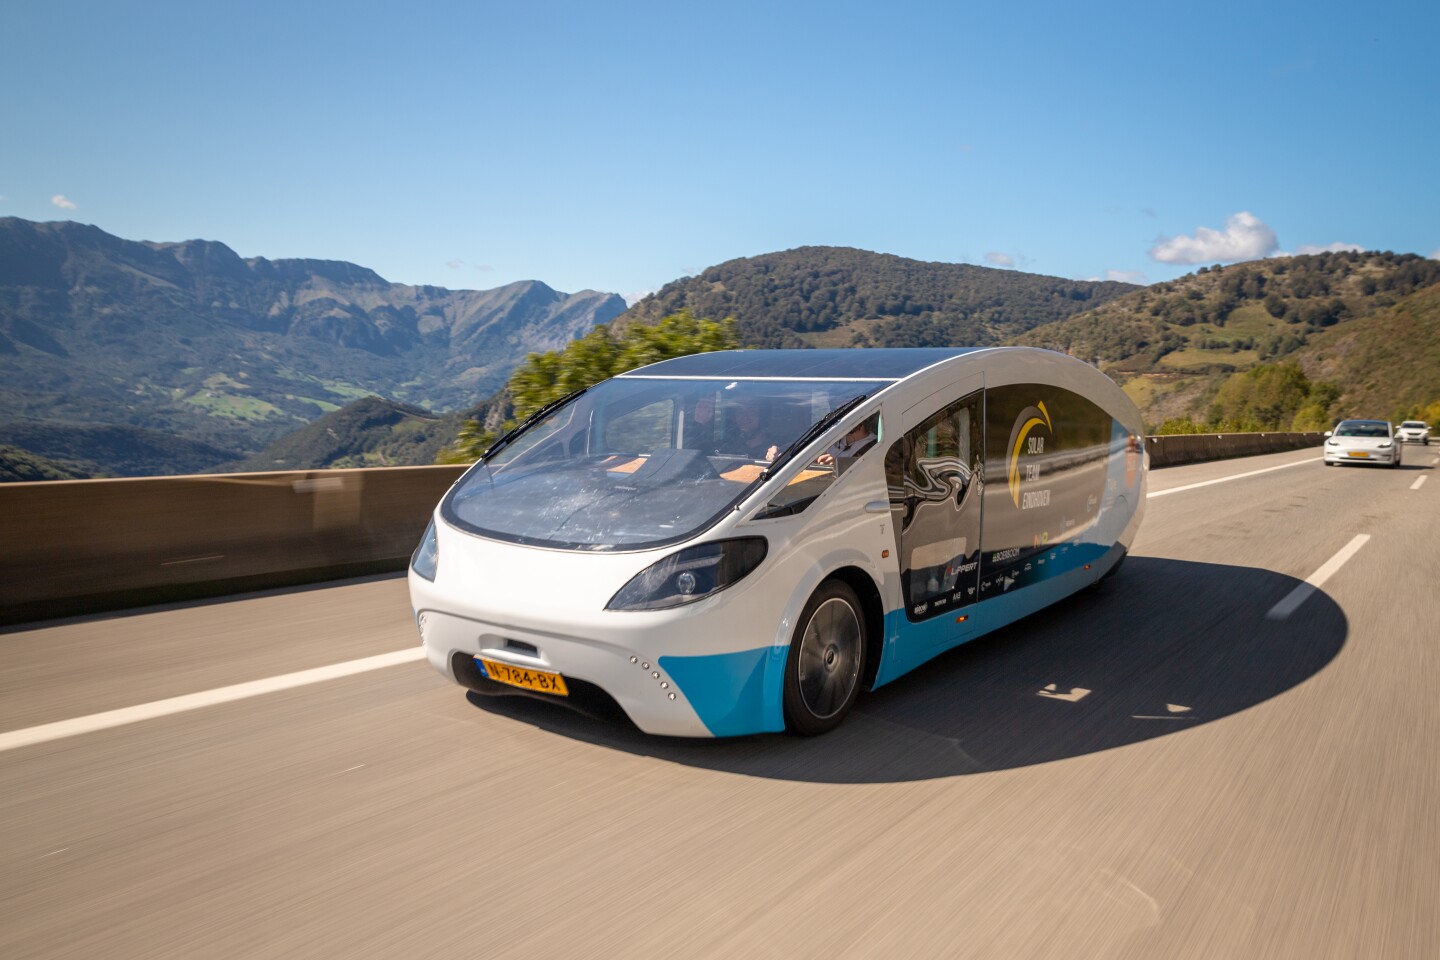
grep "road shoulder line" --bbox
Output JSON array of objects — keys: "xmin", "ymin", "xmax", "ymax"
[
  {"xmin": 0, "ymin": 647, "xmax": 426, "ymax": 753},
  {"xmin": 1148, "ymin": 455, "xmax": 1315, "ymax": 499}
]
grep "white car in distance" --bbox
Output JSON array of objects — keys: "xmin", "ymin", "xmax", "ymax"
[
  {"xmin": 1323, "ymin": 419, "xmax": 1402, "ymax": 468},
  {"xmin": 1395, "ymin": 420, "xmax": 1430, "ymax": 445}
]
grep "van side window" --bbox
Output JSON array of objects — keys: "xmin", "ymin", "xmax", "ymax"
[
  {"xmin": 886, "ymin": 391, "xmax": 984, "ymax": 619},
  {"xmin": 978, "ymin": 383, "xmax": 1112, "ymax": 600},
  {"xmin": 753, "ymin": 412, "xmax": 881, "ymax": 519}
]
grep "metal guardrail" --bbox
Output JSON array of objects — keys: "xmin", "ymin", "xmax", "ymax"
[{"xmin": 1, "ymin": 433, "xmax": 1325, "ymax": 626}]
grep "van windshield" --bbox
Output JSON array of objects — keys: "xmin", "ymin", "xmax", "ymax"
[{"xmin": 442, "ymin": 377, "xmax": 874, "ymax": 550}]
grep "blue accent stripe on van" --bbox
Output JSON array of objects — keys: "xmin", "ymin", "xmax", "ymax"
[
  {"xmin": 874, "ymin": 541, "xmax": 1114, "ymax": 686},
  {"xmin": 659, "ymin": 645, "xmax": 789, "ymax": 737}
]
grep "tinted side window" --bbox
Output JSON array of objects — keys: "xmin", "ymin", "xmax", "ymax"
[
  {"xmin": 979, "ymin": 383, "xmax": 1111, "ymax": 600},
  {"xmin": 885, "ymin": 392, "xmax": 983, "ymax": 620}
]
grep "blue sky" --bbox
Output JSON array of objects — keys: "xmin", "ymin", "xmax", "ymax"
[{"xmin": 3, "ymin": 0, "xmax": 1438, "ymax": 301}]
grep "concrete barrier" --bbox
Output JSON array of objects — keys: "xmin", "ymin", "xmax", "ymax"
[
  {"xmin": 1145, "ymin": 432, "xmax": 1324, "ymax": 469},
  {"xmin": 1, "ymin": 465, "xmax": 466, "ymax": 626},
  {"xmin": 1, "ymin": 433, "xmax": 1326, "ymax": 625}
]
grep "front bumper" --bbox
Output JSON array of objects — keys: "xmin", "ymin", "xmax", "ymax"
[{"xmin": 1324, "ymin": 449, "xmax": 1398, "ymax": 464}]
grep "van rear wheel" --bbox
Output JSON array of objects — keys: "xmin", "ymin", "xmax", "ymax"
[{"xmin": 784, "ymin": 580, "xmax": 866, "ymax": 736}]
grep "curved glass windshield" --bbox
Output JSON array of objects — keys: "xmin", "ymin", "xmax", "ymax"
[
  {"xmin": 442, "ymin": 377, "xmax": 875, "ymax": 550},
  {"xmin": 1334, "ymin": 422, "xmax": 1389, "ymax": 438}
]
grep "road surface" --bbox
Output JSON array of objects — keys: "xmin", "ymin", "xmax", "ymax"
[{"xmin": 2, "ymin": 446, "xmax": 1436, "ymax": 959}]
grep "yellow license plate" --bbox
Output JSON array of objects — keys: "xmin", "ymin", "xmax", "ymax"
[
  {"xmin": 478, "ymin": 658, "xmax": 569, "ymax": 696},
  {"xmin": 1348, "ymin": 451, "xmax": 1370, "ymax": 458}
]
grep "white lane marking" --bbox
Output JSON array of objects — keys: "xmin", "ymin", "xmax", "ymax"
[
  {"xmin": 1266, "ymin": 534, "xmax": 1371, "ymax": 621},
  {"xmin": 1412, "ymin": 475, "xmax": 1427, "ymax": 491},
  {"xmin": 1148, "ymin": 456, "xmax": 1315, "ymax": 499},
  {"xmin": 0, "ymin": 648, "xmax": 426, "ymax": 753}
]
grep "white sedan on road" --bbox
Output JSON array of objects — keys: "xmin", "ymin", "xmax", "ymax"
[
  {"xmin": 1323, "ymin": 420, "xmax": 1402, "ymax": 468},
  {"xmin": 1395, "ymin": 420, "xmax": 1430, "ymax": 445}
]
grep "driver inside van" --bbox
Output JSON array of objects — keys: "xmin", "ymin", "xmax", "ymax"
[
  {"xmin": 719, "ymin": 396, "xmax": 780, "ymax": 461},
  {"xmin": 817, "ymin": 418, "xmax": 877, "ymax": 467}
]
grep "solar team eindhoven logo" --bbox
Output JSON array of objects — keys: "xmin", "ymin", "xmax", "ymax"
[{"xmin": 1007, "ymin": 401, "xmax": 1054, "ymax": 509}]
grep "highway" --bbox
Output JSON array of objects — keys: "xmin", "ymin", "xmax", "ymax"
[{"xmin": 2, "ymin": 445, "xmax": 1437, "ymax": 959}]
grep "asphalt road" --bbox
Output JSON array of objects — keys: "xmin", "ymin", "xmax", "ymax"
[{"xmin": 2, "ymin": 445, "xmax": 1437, "ymax": 959}]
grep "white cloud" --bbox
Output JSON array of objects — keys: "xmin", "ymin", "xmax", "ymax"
[
  {"xmin": 1149, "ymin": 211, "xmax": 1278, "ymax": 265},
  {"xmin": 474, "ymin": 264, "xmax": 495, "ymax": 273},
  {"xmin": 1295, "ymin": 242, "xmax": 1363, "ymax": 255},
  {"xmin": 1430, "ymin": 248, "xmax": 1440, "ymax": 261},
  {"xmin": 51, "ymin": 194, "xmax": 77, "ymax": 210},
  {"xmin": 623, "ymin": 289, "xmax": 653, "ymax": 307},
  {"xmin": 984, "ymin": 252, "xmax": 1015, "ymax": 267},
  {"xmin": 445, "ymin": 258, "xmax": 465, "ymax": 269},
  {"xmin": 1105, "ymin": 269, "xmax": 1148, "ymax": 284}
]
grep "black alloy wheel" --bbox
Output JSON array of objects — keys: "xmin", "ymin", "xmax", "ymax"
[{"xmin": 783, "ymin": 579, "xmax": 866, "ymax": 736}]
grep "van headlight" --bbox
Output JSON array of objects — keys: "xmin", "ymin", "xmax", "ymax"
[
  {"xmin": 411, "ymin": 519, "xmax": 440, "ymax": 582},
  {"xmin": 607, "ymin": 538, "xmax": 768, "ymax": 611}
]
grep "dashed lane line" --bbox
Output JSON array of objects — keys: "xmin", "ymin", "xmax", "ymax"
[
  {"xmin": 1412, "ymin": 475, "xmax": 1427, "ymax": 491},
  {"xmin": 0, "ymin": 648, "xmax": 426, "ymax": 753},
  {"xmin": 1265, "ymin": 535, "xmax": 1371, "ymax": 621}
]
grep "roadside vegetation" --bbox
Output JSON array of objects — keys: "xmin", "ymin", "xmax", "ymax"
[{"xmin": 438, "ymin": 310, "xmax": 739, "ymax": 463}]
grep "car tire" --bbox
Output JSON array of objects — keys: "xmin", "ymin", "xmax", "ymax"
[
  {"xmin": 1323, "ymin": 459, "xmax": 1335, "ymax": 467},
  {"xmin": 783, "ymin": 579, "xmax": 866, "ymax": 736}
]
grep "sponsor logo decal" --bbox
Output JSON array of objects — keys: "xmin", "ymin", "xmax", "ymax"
[{"xmin": 1008, "ymin": 401, "xmax": 1054, "ymax": 509}]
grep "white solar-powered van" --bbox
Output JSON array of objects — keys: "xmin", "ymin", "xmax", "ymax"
[{"xmin": 410, "ymin": 347, "xmax": 1146, "ymax": 736}]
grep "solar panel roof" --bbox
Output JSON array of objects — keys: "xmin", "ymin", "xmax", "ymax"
[{"xmin": 620, "ymin": 347, "xmax": 987, "ymax": 380}]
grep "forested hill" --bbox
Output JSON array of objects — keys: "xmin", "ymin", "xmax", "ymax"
[
  {"xmin": 231, "ymin": 396, "xmax": 463, "ymax": 471},
  {"xmin": 616, "ymin": 247, "xmax": 1138, "ymax": 349},
  {"xmin": 1018, "ymin": 250, "xmax": 1440, "ymax": 424}
]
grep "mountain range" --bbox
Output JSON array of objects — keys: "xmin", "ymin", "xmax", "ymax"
[
  {"xmin": 0, "ymin": 217, "xmax": 625, "ymax": 470},
  {"xmin": 4, "ymin": 218, "xmax": 1437, "ymax": 479}
]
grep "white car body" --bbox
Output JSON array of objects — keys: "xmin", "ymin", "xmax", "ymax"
[
  {"xmin": 1395, "ymin": 421, "xmax": 1430, "ymax": 445},
  {"xmin": 1323, "ymin": 420, "xmax": 1403, "ymax": 467},
  {"xmin": 409, "ymin": 347, "xmax": 1147, "ymax": 737}
]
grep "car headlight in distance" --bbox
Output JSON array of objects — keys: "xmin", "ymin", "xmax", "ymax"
[
  {"xmin": 412, "ymin": 518, "xmax": 439, "ymax": 582},
  {"xmin": 607, "ymin": 538, "xmax": 768, "ymax": 612},
  {"xmin": 1326, "ymin": 438, "xmax": 1340, "ymax": 445},
  {"xmin": 1379, "ymin": 440, "xmax": 1393, "ymax": 448}
]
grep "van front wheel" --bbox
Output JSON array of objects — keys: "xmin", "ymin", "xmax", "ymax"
[{"xmin": 784, "ymin": 580, "xmax": 866, "ymax": 736}]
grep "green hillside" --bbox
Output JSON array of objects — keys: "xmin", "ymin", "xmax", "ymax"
[
  {"xmin": 1019, "ymin": 251, "xmax": 1440, "ymax": 425},
  {"xmin": 617, "ymin": 246, "xmax": 1137, "ymax": 349},
  {"xmin": 1296, "ymin": 281, "xmax": 1440, "ymax": 422},
  {"xmin": 233, "ymin": 396, "xmax": 462, "ymax": 471},
  {"xmin": 0, "ymin": 421, "xmax": 239, "ymax": 476},
  {"xmin": 0, "ymin": 443, "xmax": 97, "ymax": 482}
]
